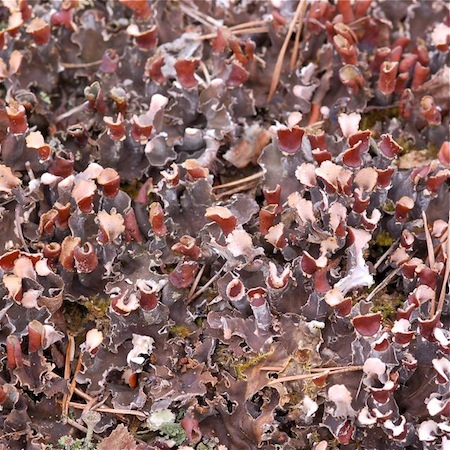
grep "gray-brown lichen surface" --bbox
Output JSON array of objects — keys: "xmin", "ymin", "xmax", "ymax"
[{"xmin": 0, "ymin": 0, "xmax": 449, "ymax": 449}]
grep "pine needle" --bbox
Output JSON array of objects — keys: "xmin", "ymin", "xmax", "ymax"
[
  {"xmin": 212, "ymin": 171, "xmax": 265, "ymax": 190},
  {"xmin": 289, "ymin": 0, "xmax": 308, "ymax": 70},
  {"xmin": 267, "ymin": 0, "xmax": 308, "ymax": 103},
  {"xmin": 437, "ymin": 212, "xmax": 450, "ymax": 315}
]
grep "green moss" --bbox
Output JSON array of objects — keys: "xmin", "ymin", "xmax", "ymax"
[
  {"xmin": 372, "ymin": 292, "xmax": 404, "ymax": 324},
  {"xmin": 120, "ymin": 179, "xmax": 141, "ymax": 199},
  {"xmin": 394, "ymin": 135, "xmax": 416, "ymax": 155},
  {"xmin": 81, "ymin": 295, "xmax": 110, "ymax": 319},
  {"xmin": 374, "ymin": 231, "xmax": 394, "ymax": 248},
  {"xmin": 381, "ymin": 200, "xmax": 395, "ymax": 213},
  {"xmin": 170, "ymin": 325, "xmax": 192, "ymax": 338},
  {"xmin": 360, "ymin": 107, "xmax": 399, "ymax": 132},
  {"xmin": 63, "ymin": 301, "xmax": 90, "ymax": 337},
  {"xmin": 235, "ymin": 352, "xmax": 272, "ymax": 380}
]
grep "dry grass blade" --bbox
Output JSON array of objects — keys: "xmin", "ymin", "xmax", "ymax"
[{"xmin": 267, "ymin": 0, "xmax": 307, "ymax": 103}]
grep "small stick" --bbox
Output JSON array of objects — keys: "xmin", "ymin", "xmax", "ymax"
[
  {"xmin": 194, "ymin": 26, "xmax": 269, "ymax": 41},
  {"xmin": 62, "ymin": 336, "xmax": 75, "ymax": 416},
  {"xmin": 268, "ymin": 365, "xmax": 363, "ymax": 385},
  {"xmin": 199, "ymin": 61, "xmax": 211, "ymax": 85},
  {"xmin": 436, "ymin": 213, "xmax": 450, "ymax": 315},
  {"xmin": 179, "ymin": 3, "xmax": 221, "ymax": 29},
  {"xmin": 60, "ymin": 60, "xmax": 103, "ymax": 68},
  {"xmin": 187, "ymin": 267, "xmax": 224, "ymax": 304},
  {"xmin": 422, "ymin": 211, "xmax": 436, "ymax": 269},
  {"xmin": 365, "ymin": 266, "xmax": 403, "ymax": 303},
  {"xmin": 373, "ymin": 238, "xmax": 400, "ymax": 270},
  {"xmin": 74, "ymin": 386, "xmax": 95, "ymax": 403},
  {"xmin": 232, "ymin": 26, "xmax": 269, "ymax": 36},
  {"xmin": 308, "ymin": 102, "xmax": 322, "ymax": 125},
  {"xmin": 212, "ymin": 171, "xmax": 265, "ymax": 190},
  {"xmin": 188, "ymin": 264, "xmax": 206, "ymax": 300},
  {"xmin": 55, "ymin": 101, "xmax": 88, "ymax": 123},
  {"xmin": 68, "ymin": 401, "xmax": 148, "ymax": 419},
  {"xmin": 268, "ymin": 0, "xmax": 307, "ymax": 102},
  {"xmin": 229, "ymin": 20, "xmax": 269, "ymax": 31},
  {"xmin": 259, "ymin": 366, "xmax": 285, "ymax": 371},
  {"xmin": 289, "ymin": 0, "xmax": 308, "ymax": 70},
  {"xmin": 215, "ymin": 181, "xmax": 260, "ymax": 199},
  {"xmin": 63, "ymin": 351, "xmax": 84, "ymax": 417},
  {"xmin": 64, "ymin": 417, "xmax": 101, "ymax": 441}
]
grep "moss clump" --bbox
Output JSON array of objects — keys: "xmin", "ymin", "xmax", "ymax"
[
  {"xmin": 360, "ymin": 107, "xmax": 399, "ymax": 132},
  {"xmin": 235, "ymin": 352, "xmax": 272, "ymax": 380},
  {"xmin": 372, "ymin": 292, "xmax": 404, "ymax": 324},
  {"xmin": 374, "ymin": 230, "xmax": 394, "ymax": 248},
  {"xmin": 170, "ymin": 325, "xmax": 192, "ymax": 339},
  {"xmin": 63, "ymin": 301, "xmax": 90, "ymax": 337},
  {"xmin": 81, "ymin": 295, "xmax": 110, "ymax": 319}
]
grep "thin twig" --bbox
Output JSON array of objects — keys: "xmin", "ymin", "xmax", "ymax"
[
  {"xmin": 64, "ymin": 417, "xmax": 102, "ymax": 441},
  {"xmin": 268, "ymin": 365, "xmax": 363, "ymax": 385},
  {"xmin": 212, "ymin": 171, "xmax": 265, "ymax": 190},
  {"xmin": 179, "ymin": 3, "xmax": 221, "ymax": 29},
  {"xmin": 289, "ymin": 0, "xmax": 308, "ymax": 70},
  {"xmin": 62, "ymin": 336, "xmax": 75, "ymax": 416},
  {"xmin": 374, "ymin": 238, "xmax": 400, "ymax": 270},
  {"xmin": 422, "ymin": 211, "xmax": 436, "ymax": 269},
  {"xmin": 232, "ymin": 26, "xmax": 269, "ymax": 36},
  {"xmin": 365, "ymin": 266, "xmax": 403, "ymax": 303},
  {"xmin": 55, "ymin": 101, "xmax": 88, "ymax": 123},
  {"xmin": 187, "ymin": 267, "xmax": 224, "ymax": 304},
  {"xmin": 268, "ymin": 0, "xmax": 307, "ymax": 102},
  {"xmin": 259, "ymin": 366, "xmax": 285, "ymax": 371},
  {"xmin": 423, "ymin": 211, "xmax": 437, "ymax": 316},
  {"xmin": 194, "ymin": 26, "xmax": 269, "ymax": 41},
  {"xmin": 229, "ymin": 20, "xmax": 269, "ymax": 31},
  {"xmin": 64, "ymin": 351, "xmax": 84, "ymax": 416},
  {"xmin": 199, "ymin": 61, "xmax": 211, "ymax": 86},
  {"xmin": 188, "ymin": 264, "xmax": 206, "ymax": 300},
  {"xmin": 437, "ymin": 212, "xmax": 450, "ymax": 315},
  {"xmin": 73, "ymin": 386, "xmax": 95, "ymax": 403},
  {"xmin": 60, "ymin": 60, "xmax": 103, "ymax": 68},
  {"xmin": 215, "ymin": 181, "xmax": 261, "ymax": 199},
  {"xmin": 68, "ymin": 401, "xmax": 148, "ymax": 419}
]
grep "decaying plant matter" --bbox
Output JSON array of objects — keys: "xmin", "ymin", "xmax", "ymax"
[{"xmin": 0, "ymin": 0, "xmax": 449, "ymax": 449}]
